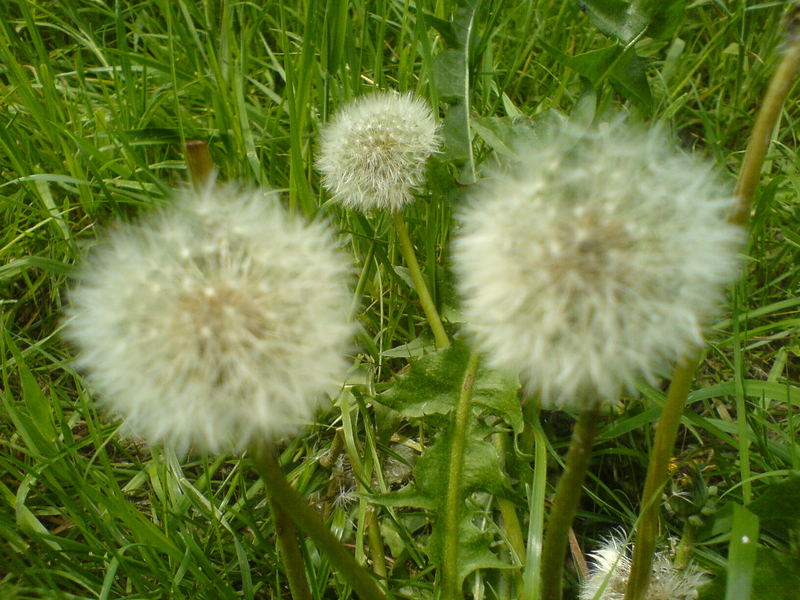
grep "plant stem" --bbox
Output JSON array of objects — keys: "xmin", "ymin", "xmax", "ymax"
[
  {"xmin": 624, "ymin": 23, "xmax": 800, "ymax": 600},
  {"xmin": 441, "ymin": 352, "xmax": 480, "ymax": 600},
  {"xmin": 623, "ymin": 355, "xmax": 698, "ymax": 600},
  {"xmin": 730, "ymin": 27, "xmax": 800, "ymax": 227},
  {"xmin": 365, "ymin": 507, "xmax": 388, "ymax": 579},
  {"xmin": 539, "ymin": 406, "xmax": 600, "ymax": 600},
  {"xmin": 392, "ymin": 210, "xmax": 450, "ymax": 349},
  {"xmin": 266, "ymin": 492, "xmax": 313, "ymax": 600},
  {"xmin": 251, "ymin": 445, "xmax": 388, "ymax": 600},
  {"xmin": 184, "ymin": 139, "xmax": 215, "ymax": 190}
]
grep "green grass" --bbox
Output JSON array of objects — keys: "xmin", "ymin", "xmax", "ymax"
[{"xmin": 1, "ymin": 1, "xmax": 799, "ymax": 599}]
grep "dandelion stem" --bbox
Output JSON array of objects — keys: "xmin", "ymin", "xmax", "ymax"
[
  {"xmin": 441, "ymin": 352, "xmax": 480, "ymax": 600},
  {"xmin": 184, "ymin": 140, "xmax": 214, "ymax": 190},
  {"xmin": 539, "ymin": 405, "xmax": 601, "ymax": 600},
  {"xmin": 393, "ymin": 210, "xmax": 450, "ymax": 349},
  {"xmin": 624, "ymin": 355, "xmax": 698, "ymax": 600},
  {"xmin": 730, "ymin": 23, "xmax": 800, "ymax": 227},
  {"xmin": 251, "ymin": 445, "xmax": 388, "ymax": 600},
  {"xmin": 624, "ymin": 23, "xmax": 800, "ymax": 600},
  {"xmin": 266, "ymin": 492, "xmax": 313, "ymax": 600}
]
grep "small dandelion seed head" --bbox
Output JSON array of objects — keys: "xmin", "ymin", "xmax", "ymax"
[
  {"xmin": 64, "ymin": 184, "xmax": 354, "ymax": 454},
  {"xmin": 316, "ymin": 91, "xmax": 441, "ymax": 212},
  {"xmin": 579, "ymin": 535, "xmax": 710, "ymax": 600},
  {"xmin": 453, "ymin": 120, "xmax": 743, "ymax": 410}
]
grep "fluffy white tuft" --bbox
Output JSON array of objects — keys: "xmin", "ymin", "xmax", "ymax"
[
  {"xmin": 453, "ymin": 121, "xmax": 742, "ymax": 409},
  {"xmin": 316, "ymin": 91, "xmax": 440, "ymax": 212},
  {"xmin": 64, "ymin": 185, "xmax": 354, "ymax": 454},
  {"xmin": 579, "ymin": 535, "xmax": 709, "ymax": 600}
]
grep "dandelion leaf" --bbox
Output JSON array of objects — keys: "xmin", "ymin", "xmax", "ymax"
[
  {"xmin": 746, "ymin": 475, "xmax": 800, "ymax": 533},
  {"xmin": 414, "ymin": 420, "xmax": 513, "ymax": 499},
  {"xmin": 433, "ymin": 49, "xmax": 466, "ymax": 103},
  {"xmin": 428, "ymin": 513, "xmax": 513, "ymax": 587},
  {"xmin": 377, "ymin": 341, "xmax": 522, "ymax": 432},
  {"xmin": 581, "ymin": 0, "xmax": 685, "ymax": 43},
  {"xmin": 545, "ymin": 43, "xmax": 652, "ymax": 114}
]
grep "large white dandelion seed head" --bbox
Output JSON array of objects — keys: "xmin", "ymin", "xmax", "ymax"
[
  {"xmin": 316, "ymin": 91, "xmax": 440, "ymax": 212},
  {"xmin": 64, "ymin": 185, "xmax": 354, "ymax": 454},
  {"xmin": 453, "ymin": 121, "xmax": 743, "ymax": 410},
  {"xmin": 579, "ymin": 536, "xmax": 709, "ymax": 599}
]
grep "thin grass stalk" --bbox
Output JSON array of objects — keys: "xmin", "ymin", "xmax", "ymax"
[
  {"xmin": 539, "ymin": 406, "xmax": 601, "ymax": 600},
  {"xmin": 392, "ymin": 210, "xmax": 450, "ymax": 349},
  {"xmin": 251, "ymin": 445, "xmax": 388, "ymax": 600},
  {"xmin": 624, "ymin": 20, "xmax": 800, "ymax": 600},
  {"xmin": 441, "ymin": 352, "xmax": 480, "ymax": 600}
]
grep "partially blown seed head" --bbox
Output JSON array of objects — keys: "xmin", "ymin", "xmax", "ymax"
[
  {"xmin": 580, "ymin": 535, "xmax": 709, "ymax": 599},
  {"xmin": 64, "ymin": 185, "xmax": 354, "ymax": 454},
  {"xmin": 316, "ymin": 91, "xmax": 440, "ymax": 212},
  {"xmin": 453, "ymin": 121, "xmax": 742, "ymax": 409}
]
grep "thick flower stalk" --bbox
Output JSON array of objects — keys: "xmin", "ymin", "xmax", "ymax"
[
  {"xmin": 316, "ymin": 91, "xmax": 440, "ymax": 212},
  {"xmin": 453, "ymin": 121, "xmax": 742, "ymax": 410},
  {"xmin": 580, "ymin": 536, "xmax": 708, "ymax": 600},
  {"xmin": 64, "ymin": 184, "xmax": 354, "ymax": 454}
]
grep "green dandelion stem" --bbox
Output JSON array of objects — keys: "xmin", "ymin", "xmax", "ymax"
[
  {"xmin": 252, "ymin": 445, "xmax": 388, "ymax": 600},
  {"xmin": 266, "ymin": 492, "xmax": 313, "ymax": 600},
  {"xmin": 539, "ymin": 405, "xmax": 601, "ymax": 600},
  {"xmin": 624, "ymin": 355, "xmax": 698, "ymax": 600},
  {"xmin": 441, "ymin": 352, "xmax": 480, "ymax": 600},
  {"xmin": 393, "ymin": 210, "xmax": 450, "ymax": 349},
  {"xmin": 625, "ymin": 23, "xmax": 800, "ymax": 600},
  {"xmin": 731, "ymin": 25, "xmax": 800, "ymax": 227}
]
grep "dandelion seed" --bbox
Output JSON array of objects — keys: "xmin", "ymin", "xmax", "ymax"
[
  {"xmin": 64, "ymin": 184, "xmax": 354, "ymax": 454},
  {"xmin": 579, "ymin": 536, "xmax": 709, "ymax": 600},
  {"xmin": 316, "ymin": 91, "xmax": 440, "ymax": 212},
  {"xmin": 453, "ymin": 120, "xmax": 742, "ymax": 409}
]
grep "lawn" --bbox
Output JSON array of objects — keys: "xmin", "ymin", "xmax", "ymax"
[{"xmin": 1, "ymin": 1, "xmax": 799, "ymax": 599}]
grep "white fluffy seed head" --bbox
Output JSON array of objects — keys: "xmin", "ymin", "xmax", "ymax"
[
  {"xmin": 453, "ymin": 121, "xmax": 743, "ymax": 410},
  {"xmin": 579, "ymin": 535, "xmax": 709, "ymax": 600},
  {"xmin": 64, "ymin": 184, "xmax": 354, "ymax": 454},
  {"xmin": 316, "ymin": 91, "xmax": 440, "ymax": 212}
]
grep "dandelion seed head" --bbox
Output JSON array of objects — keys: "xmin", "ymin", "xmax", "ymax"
[
  {"xmin": 453, "ymin": 121, "xmax": 742, "ymax": 409},
  {"xmin": 316, "ymin": 91, "xmax": 440, "ymax": 212},
  {"xmin": 64, "ymin": 185, "xmax": 354, "ymax": 454},
  {"xmin": 579, "ymin": 535, "xmax": 709, "ymax": 600}
]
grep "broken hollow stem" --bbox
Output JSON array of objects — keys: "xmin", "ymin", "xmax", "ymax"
[
  {"xmin": 184, "ymin": 140, "xmax": 215, "ymax": 190},
  {"xmin": 251, "ymin": 445, "xmax": 388, "ymax": 600},
  {"xmin": 539, "ymin": 405, "xmax": 601, "ymax": 600},
  {"xmin": 392, "ymin": 210, "xmax": 450, "ymax": 349}
]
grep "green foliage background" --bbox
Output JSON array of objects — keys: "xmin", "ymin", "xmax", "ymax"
[{"xmin": 1, "ymin": 1, "xmax": 799, "ymax": 598}]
